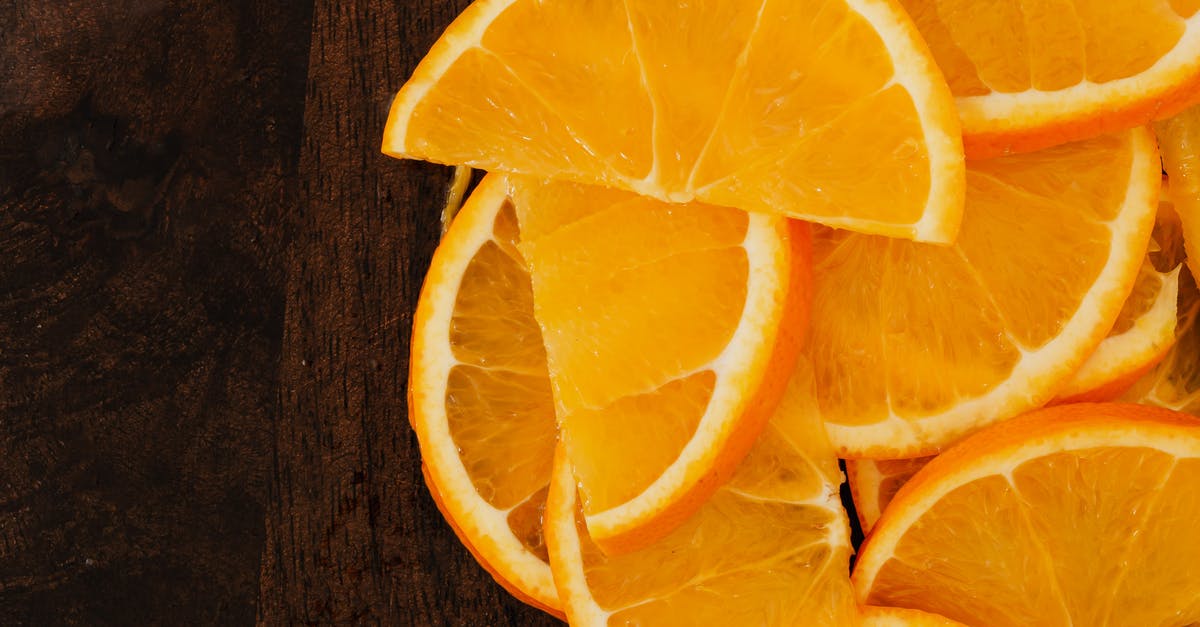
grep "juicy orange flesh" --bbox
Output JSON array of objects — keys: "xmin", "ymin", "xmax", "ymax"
[
  {"xmin": 406, "ymin": 47, "xmax": 611, "ymax": 184},
  {"xmin": 481, "ymin": 0, "xmax": 654, "ymax": 182},
  {"xmin": 871, "ymin": 458, "xmax": 933, "ymax": 527},
  {"xmin": 896, "ymin": 0, "xmax": 1190, "ymax": 95},
  {"xmin": 506, "ymin": 485, "xmax": 551, "ymax": 562},
  {"xmin": 1157, "ymin": 106, "xmax": 1200, "ymax": 283},
  {"xmin": 560, "ymin": 372, "xmax": 716, "ymax": 515},
  {"xmin": 446, "ymin": 203, "xmax": 557, "ymax": 513},
  {"xmin": 809, "ymin": 132, "xmax": 1137, "ymax": 426},
  {"xmin": 396, "ymin": 0, "xmax": 946, "ymax": 233},
  {"xmin": 511, "ymin": 177, "xmax": 752, "ymax": 515},
  {"xmin": 564, "ymin": 366, "xmax": 857, "ymax": 625},
  {"xmin": 865, "ymin": 447, "xmax": 1200, "ymax": 627},
  {"xmin": 1107, "ymin": 259, "xmax": 1165, "ymax": 335},
  {"xmin": 1122, "ymin": 268, "xmax": 1200, "ymax": 410},
  {"xmin": 697, "ymin": 86, "xmax": 932, "ymax": 233}
]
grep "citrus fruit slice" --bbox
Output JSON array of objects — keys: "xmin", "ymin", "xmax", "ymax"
[
  {"xmin": 383, "ymin": 0, "xmax": 966, "ymax": 242},
  {"xmin": 1051, "ymin": 261, "xmax": 1180, "ymax": 404},
  {"xmin": 897, "ymin": 0, "xmax": 1200, "ymax": 158},
  {"xmin": 1120, "ymin": 190, "xmax": 1200, "ymax": 413},
  {"xmin": 408, "ymin": 175, "xmax": 561, "ymax": 614},
  {"xmin": 1045, "ymin": 190, "xmax": 1185, "ymax": 404},
  {"xmin": 860, "ymin": 606, "xmax": 967, "ymax": 627},
  {"xmin": 1122, "ymin": 270, "xmax": 1200, "ymax": 413},
  {"xmin": 852, "ymin": 402, "xmax": 1200, "ymax": 626},
  {"xmin": 510, "ymin": 175, "xmax": 810, "ymax": 554},
  {"xmin": 1156, "ymin": 103, "xmax": 1200, "ymax": 280},
  {"xmin": 811, "ymin": 128, "xmax": 1160, "ymax": 458},
  {"xmin": 543, "ymin": 359, "xmax": 859, "ymax": 626},
  {"xmin": 847, "ymin": 456, "xmax": 933, "ymax": 534}
]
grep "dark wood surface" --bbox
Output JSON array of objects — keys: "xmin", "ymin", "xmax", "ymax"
[{"xmin": 0, "ymin": 1, "xmax": 559, "ymax": 624}]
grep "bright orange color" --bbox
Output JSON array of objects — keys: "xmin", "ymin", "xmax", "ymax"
[
  {"xmin": 853, "ymin": 403, "xmax": 1200, "ymax": 626},
  {"xmin": 408, "ymin": 175, "xmax": 561, "ymax": 615},
  {"xmin": 859, "ymin": 606, "xmax": 968, "ymax": 627},
  {"xmin": 382, "ymin": 0, "xmax": 966, "ymax": 242},
  {"xmin": 899, "ymin": 0, "xmax": 1200, "ymax": 157},
  {"xmin": 543, "ymin": 359, "xmax": 860, "ymax": 626},
  {"xmin": 1122, "ymin": 269, "xmax": 1200, "ymax": 413},
  {"xmin": 511, "ymin": 175, "xmax": 810, "ymax": 555},
  {"xmin": 847, "ymin": 456, "xmax": 933, "ymax": 534},
  {"xmin": 1156, "ymin": 103, "xmax": 1200, "ymax": 281},
  {"xmin": 1051, "ymin": 196, "xmax": 1185, "ymax": 403},
  {"xmin": 810, "ymin": 129, "xmax": 1160, "ymax": 458}
]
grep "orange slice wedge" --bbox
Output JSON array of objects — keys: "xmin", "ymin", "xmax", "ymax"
[
  {"xmin": 510, "ymin": 175, "xmax": 809, "ymax": 554},
  {"xmin": 847, "ymin": 456, "xmax": 933, "ymax": 535},
  {"xmin": 1122, "ymin": 269, "xmax": 1200, "ymax": 413},
  {"xmin": 852, "ymin": 403, "xmax": 1200, "ymax": 626},
  {"xmin": 543, "ymin": 359, "xmax": 859, "ymax": 625},
  {"xmin": 810, "ymin": 128, "xmax": 1160, "ymax": 458},
  {"xmin": 1156, "ymin": 103, "xmax": 1200, "ymax": 281},
  {"xmin": 1051, "ymin": 235, "xmax": 1182, "ymax": 403},
  {"xmin": 898, "ymin": 0, "xmax": 1200, "ymax": 157},
  {"xmin": 408, "ymin": 175, "xmax": 561, "ymax": 615},
  {"xmin": 383, "ymin": 0, "xmax": 966, "ymax": 242}
]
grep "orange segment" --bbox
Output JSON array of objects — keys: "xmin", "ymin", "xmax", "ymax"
[
  {"xmin": 543, "ymin": 360, "xmax": 859, "ymax": 626},
  {"xmin": 847, "ymin": 456, "xmax": 933, "ymax": 534},
  {"xmin": 1122, "ymin": 268, "xmax": 1200, "ymax": 413},
  {"xmin": 859, "ymin": 606, "xmax": 968, "ymax": 627},
  {"xmin": 1156, "ymin": 103, "xmax": 1200, "ymax": 281},
  {"xmin": 898, "ymin": 0, "xmax": 1200, "ymax": 157},
  {"xmin": 511, "ymin": 175, "xmax": 810, "ymax": 554},
  {"xmin": 408, "ymin": 175, "xmax": 560, "ymax": 614},
  {"xmin": 1051, "ymin": 266, "xmax": 1179, "ymax": 404},
  {"xmin": 811, "ymin": 129, "xmax": 1160, "ymax": 458},
  {"xmin": 852, "ymin": 403, "xmax": 1200, "ymax": 626},
  {"xmin": 384, "ymin": 0, "xmax": 966, "ymax": 242}
]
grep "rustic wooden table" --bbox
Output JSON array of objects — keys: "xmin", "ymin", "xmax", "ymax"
[{"xmin": 0, "ymin": 1, "xmax": 560, "ymax": 624}]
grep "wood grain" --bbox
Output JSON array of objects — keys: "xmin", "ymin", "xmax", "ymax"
[
  {"xmin": 259, "ymin": 0, "xmax": 559, "ymax": 624},
  {"xmin": 0, "ymin": 1, "xmax": 310, "ymax": 623},
  {"xmin": 0, "ymin": 0, "xmax": 561, "ymax": 624}
]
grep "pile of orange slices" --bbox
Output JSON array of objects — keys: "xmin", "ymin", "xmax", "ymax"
[{"xmin": 391, "ymin": 1, "xmax": 1200, "ymax": 625}]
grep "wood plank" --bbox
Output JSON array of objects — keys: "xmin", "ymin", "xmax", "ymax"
[
  {"xmin": 0, "ymin": 1, "xmax": 311, "ymax": 623},
  {"xmin": 258, "ymin": 0, "xmax": 562, "ymax": 623}
]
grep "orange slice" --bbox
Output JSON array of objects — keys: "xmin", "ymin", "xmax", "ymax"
[
  {"xmin": 408, "ymin": 175, "xmax": 561, "ymax": 615},
  {"xmin": 847, "ymin": 456, "xmax": 933, "ymax": 535},
  {"xmin": 810, "ymin": 128, "xmax": 1160, "ymax": 458},
  {"xmin": 1156, "ymin": 103, "xmax": 1200, "ymax": 281},
  {"xmin": 897, "ymin": 0, "xmax": 1200, "ymax": 158},
  {"xmin": 510, "ymin": 175, "xmax": 809, "ymax": 554},
  {"xmin": 1122, "ymin": 269, "xmax": 1200, "ymax": 413},
  {"xmin": 1051, "ymin": 222, "xmax": 1182, "ymax": 403},
  {"xmin": 1120, "ymin": 190, "xmax": 1200, "ymax": 413},
  {"xmin": 860, "ymin": 606, "xmax": 968, "ymax": 627},
  {"xmin": 543, "ymin": 359, "xmax": 860, "ymax": 625},
  {"xmin": 383, "ymin": 0, "xmax": 966, "ymax": 242},
  {"xmin": 852, "ymin": 403, "xmax": 1200, "ymax": 626}
]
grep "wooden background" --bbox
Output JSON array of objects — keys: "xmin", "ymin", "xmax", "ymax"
[{"xmin": 0, "ymin": 0, "xmax": 560, "ymax": 623}]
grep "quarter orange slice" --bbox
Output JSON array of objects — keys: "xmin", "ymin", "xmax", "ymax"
[
  {"xmin": 543, "ymin": 359, "xmax": 860, "ymax": 626},
  {"xmin": 810, "ymin": 128, "xmax": 1160, "ymax": 458},
  {"xmin": 852, "ymin": 403, "xmax": 1200, "ymax": 626},
  {"xmin": 383, "ymin": 0, "xmax": 966, "ymax": 242},
  {"xmin": 510, "ymin": 175, "xmax": 810, "ymax": 554},
  {"xmin": 898, "ymin": 0, "xmax": 1200, "ymax": 157},
  {"xmin": 408, "ymin": 175, "xmax": 560, "ymax": 614}
]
